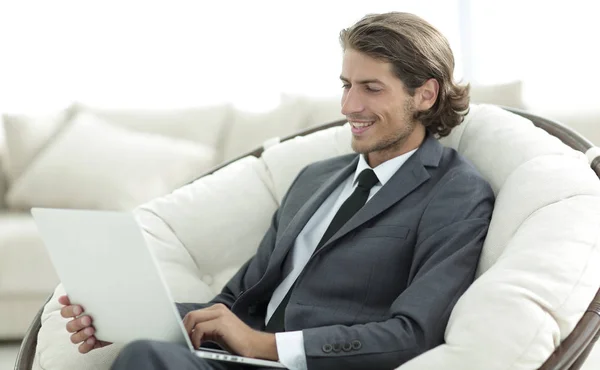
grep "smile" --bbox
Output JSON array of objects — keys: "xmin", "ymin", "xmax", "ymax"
[
  {"xmin": 349, "ymin": 121, "xmax": 375, "ymax": 128},
  {"xmin": 349, "ymin": 120, "xmax": 375, "ymax": 135}
]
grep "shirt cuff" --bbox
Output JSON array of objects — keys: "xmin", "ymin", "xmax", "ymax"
[{"xmin": 275, "ymin": 331, "xmax": 308, "ymax": 370}]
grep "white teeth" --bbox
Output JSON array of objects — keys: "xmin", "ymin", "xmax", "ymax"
[{"xmin": 350, "ymin": 121, "xmax": 374, "ymax": 128}]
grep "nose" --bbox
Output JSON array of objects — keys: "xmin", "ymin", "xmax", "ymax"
[{"xmin": 341, "ymin": 88, "xmax": 364, "ymax": 116}]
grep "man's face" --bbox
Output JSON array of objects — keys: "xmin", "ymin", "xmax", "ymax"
[{"xmin": 340, "ymin": 49, "xmax": 421, "ymax": 164}]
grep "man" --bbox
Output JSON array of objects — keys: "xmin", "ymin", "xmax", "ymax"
[{"xmin": 59, "ymin": 12, "xmax": 494, "ymax": 370}]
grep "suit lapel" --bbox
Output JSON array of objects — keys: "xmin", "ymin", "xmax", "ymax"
[
  {"xmin": 314, "ymin": 134, "xmax": 444, "ymax": 254},
  {"xmin": 266, "ymin": 156, "xmax": 359, "ymax": 269}
]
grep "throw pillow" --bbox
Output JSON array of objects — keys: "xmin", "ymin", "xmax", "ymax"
[
  {"xmin": 470, "ymin": 80, "xmax": 525, "ymax": 109},
  {"xmin": 6, "ymin": 112, "xmax": 216, "ymax": 210},
  {"xmin": 222, "ymin": 97, "xmax": 310, "ymax": 160},
  {"xmin": 81, "ymin": 103, "xmax": 233, "ymax": 150},
  {"xmin": 2, "ymin": 105, "xmax": 76, "ymax": 183}
]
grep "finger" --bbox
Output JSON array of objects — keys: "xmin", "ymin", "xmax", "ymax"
[
  {"xmin": 206, "ymin": 303, "xmax": 228, "ymax": 311},
  {"xmin": 60, "ymin": 304, "xmax": 83, "ymax": 319},
  {"xmin": 191, "ymin": 325, "xmax": 204, "ymax": 349},
  {"xmin": 70, "ymin": 326, "xmax": 95, "ymax": 345},
  {"xmin": 183, "ymin": 310, "xmax": 221, "ymax": 334},
  {"xmin": 58, "ymin": 295, "xmax": 71, "ymax": 306},
  {"xmin": 66, "ymin": 315, "xmax": 92, "ymax": 333},
  {"xmin": 78, "ymin": 336, "xmax": 96, "ymax": 354},
  {"xmin": 191, "ymin": 321, "xmax": 220, "ymax": 349}
]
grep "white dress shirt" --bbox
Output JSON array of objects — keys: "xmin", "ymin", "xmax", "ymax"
[{"xmin": 267, "ymin": 149, "xmax": 417, "ymax": 370}]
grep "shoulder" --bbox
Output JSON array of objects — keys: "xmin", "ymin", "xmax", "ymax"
[
  {"xmin": 296, "ymin": 153, "xmax": 357, "ymax": 181},
  {"xmin": 278, "ymin": 153, "xmax": 357, "ymax": 206},
  {"xmin": 421, "ymin": 146, "xmax": 495, "ymax": 226},
  {"xmin": 435, "ymin": 146, "xmax": 493, "ymax": 196}
]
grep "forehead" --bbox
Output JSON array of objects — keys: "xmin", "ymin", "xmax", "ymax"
[{"xmin": 341, "ymin": 49, "xmax": 395, "ymax": 81}]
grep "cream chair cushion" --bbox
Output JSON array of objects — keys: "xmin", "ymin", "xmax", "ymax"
[
  {"xmin": 34, "ymin": 104, "xmax": 600, "ymax": 370},
  {"xmin": 402, "ymin": 105, "xmax": 600, "ymax": 369}
]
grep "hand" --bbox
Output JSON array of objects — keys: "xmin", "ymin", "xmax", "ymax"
[
  {"xmin": 183, "ymin": 303, "xmax": 278, "ymax": 361},
  {"xmin": 58, "ymin": 295, "xmax": 112, "ymax": 354}
]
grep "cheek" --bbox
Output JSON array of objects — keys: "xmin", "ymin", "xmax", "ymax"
[
  {"xmin": 373, "ymin": 106, "xmax": 393, "ymax": 124},
  {"xmin": 368, "ymin": 96, "xmax": 396, "ymax": 122}
]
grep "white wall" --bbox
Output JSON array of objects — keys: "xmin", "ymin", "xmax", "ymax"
[
  {"xmin": 0, "ymin": 0, "xmax": 598, "ymax": 144},
  {"xmin": 0, "ymin": 0, "xmax": 460, "ymax": 112}
]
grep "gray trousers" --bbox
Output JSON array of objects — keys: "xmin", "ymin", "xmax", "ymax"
[{"xmin": 110, "ymin": 340, "xmax": 273, "ymax": 370}]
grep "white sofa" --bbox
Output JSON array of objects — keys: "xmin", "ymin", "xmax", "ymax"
[
  {"xmin": 0, "ymin": 95, "xmax": 346, "ymax": 340},
  {"xmin": 30, "ymin": 104, "xmax": 600, "ymax": 370}
]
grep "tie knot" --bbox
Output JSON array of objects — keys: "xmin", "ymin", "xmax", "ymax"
[{"xmin": 356, "ymin": 169, "xmax": 379, "ymax": 190}]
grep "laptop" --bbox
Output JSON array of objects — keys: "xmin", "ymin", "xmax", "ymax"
[{"xmin": 31, "ymin": 207, "xmax": 287, "ymax": 369}]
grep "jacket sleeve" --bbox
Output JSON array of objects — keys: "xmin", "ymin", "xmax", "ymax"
[
  {"xmin": 176, "ymin": 166, "xmax": 309, "ymax": 317},
  {"xmin": 301, "ymin": 170, "xmax": 495, "ymax": 370}
]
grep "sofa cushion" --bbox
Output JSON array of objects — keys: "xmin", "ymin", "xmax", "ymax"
[
  {"xmin": 222, "ymin": 98, "xmax": 310, "ymax": 161},
  {"xmin": 469, "ymin": 80, "xmax": 525, "ymax": 109},
  {"xmin": 81, "ymin": 103, "xmax": 232, "ymax": 150},
  {"xmin": 2, "ymin": 105, "xmax": 76, "ymax": 183},
  {"xmin": 541, "ymin": 109, "xmax": 600, "ymax": 146},
  {"xmin": 7, "ymin": 112, "xmax": 216, "ymax": 211},
  {"xmin": 0, "ymin": 296, "xmax": 50, "ymax": 339},
  {"xmin": 282, "ymin": 94, "xmax": 345, "ymax": 129}
]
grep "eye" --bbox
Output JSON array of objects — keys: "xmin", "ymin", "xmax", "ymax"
[
  {"xmin": 341, "ymin": 84, "xmax": 350, "ymax": 90},
  {"xmin": 366, "ymin": 86, "xmax": 381, "ymax": 93}
]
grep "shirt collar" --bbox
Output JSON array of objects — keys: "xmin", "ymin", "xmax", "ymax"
[{"xmin": 353, "ymin": 149, "xmax": 418, "ymax": 187}]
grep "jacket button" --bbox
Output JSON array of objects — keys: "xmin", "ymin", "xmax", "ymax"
[
  {"xmin": 332, "ymin": 343, "xmax": 342, "ymax": 353},
  {"xmin": 248, "ymin": 305, "xmax": 257, "ymax": 315},
  {"xmin": 342, "ymin": 342, "xmax": 353, "ymax": 352},
  {"xmin": 351, "ymin": 340, "xmax": 362, "ymax": 350},
  {"xmin": 322, "ymin": 344, "xmax": 333, "ymax": 353}
]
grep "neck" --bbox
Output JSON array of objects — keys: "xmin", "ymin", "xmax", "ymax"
[{"xmin": 367, "ymin": 125, "xmax": 426, "ymax": 167}]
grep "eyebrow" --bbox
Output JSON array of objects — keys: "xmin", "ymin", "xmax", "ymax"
[{"xmin": 340, "ymin": 75, "xmax": 385, "ymax": 85}]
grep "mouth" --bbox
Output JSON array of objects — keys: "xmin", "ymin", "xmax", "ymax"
[{"xmin": 349, "ymin": 120, "xmax": 375, "ymax": 135}]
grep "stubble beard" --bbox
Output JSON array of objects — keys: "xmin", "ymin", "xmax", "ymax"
[{"xmin": 351, "ymin": 99, "xmax": 417, "ymax": 156}]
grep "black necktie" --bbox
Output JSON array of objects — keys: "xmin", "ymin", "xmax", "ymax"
[{"xmin": 265, "ymin": 169, "xmax": 380, "ymax": 332}]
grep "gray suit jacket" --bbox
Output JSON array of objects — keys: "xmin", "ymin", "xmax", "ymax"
[{"xmin": 179, "ymin": 134, "xmax": 495, "ymax": 369}]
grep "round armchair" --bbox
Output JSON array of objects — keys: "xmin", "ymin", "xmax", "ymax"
[{"xmin": 15, "ymin": 104, "xmax": 600, "ymax": 370}]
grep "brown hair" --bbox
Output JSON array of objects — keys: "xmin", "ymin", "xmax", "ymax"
[{"xmin": 340, "ymin": 12, "xmax": 470, "ymax": 137}]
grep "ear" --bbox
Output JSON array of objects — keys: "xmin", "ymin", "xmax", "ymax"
[{"xmin": 414, "ymin": 78, "xmax": 439, "ymax": 111}]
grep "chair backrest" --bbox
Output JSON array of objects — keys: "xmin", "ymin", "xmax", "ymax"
[
  {"xmin": 183, "ymin": 105, "xmax": 600, "ymax": 370},
  {"xmin": 500, "ymin": 108, "xmax": 600, "ymax": 370},
  {"xmin": 15, "ymin": 105, "xmax": 600, "ymax": 370}
]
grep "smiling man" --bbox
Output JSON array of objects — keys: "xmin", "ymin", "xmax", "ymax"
[{"xmin": 59, "ymin": 12, "xmax": 495, "ymax": 370}]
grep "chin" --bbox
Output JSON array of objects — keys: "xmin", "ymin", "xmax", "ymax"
[{"xmin": 350, "ymin": 139, "xmax": 372, "ymax": 155}]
